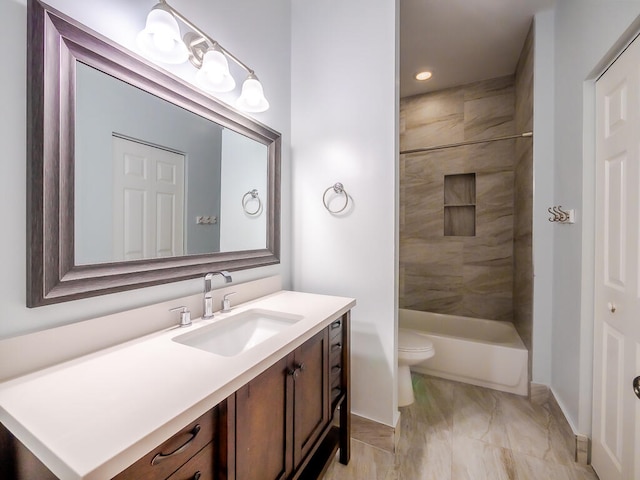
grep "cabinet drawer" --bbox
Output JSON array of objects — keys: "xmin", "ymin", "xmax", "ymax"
[
  {"xmin": 329, "ymin": 319, "xmax": 342, "ymax": 342},
  {"xmin": 329, "ymin": 319, "xmax": 344, "ymax": 408},
  {"xmin": 331, "ymin": 386, "xmax": 342, "ymax": 404},
  {"xmin": 166, "ymin": 442, "xmax": 214, "ymax": 480},
  {"xmin": 329, "ymin": 341, "xmax": 343, "ymax": 367},
  {"xmin": 330, "ymin": 363, "xmax": 342, "ymax": 384},
  {"xmin": 113, "ymin": 409, "xmax": 215, "ymax": 480}
]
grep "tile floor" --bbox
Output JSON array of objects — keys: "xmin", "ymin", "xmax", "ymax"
[{"xmin": 323, "ymin": 374, "xmax": 599, "ymax": 480}]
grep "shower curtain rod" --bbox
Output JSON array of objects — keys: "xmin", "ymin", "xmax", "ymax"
[{"xmin": 399, "ymin": 131, "xmax": 533, "ymax": 155}]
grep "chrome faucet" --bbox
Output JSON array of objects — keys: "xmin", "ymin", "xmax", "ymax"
[{"xmin": 203, "ymin": 271, "xmax": 232, "ymax": 319}]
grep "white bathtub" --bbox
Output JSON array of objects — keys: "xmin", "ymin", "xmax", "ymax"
[{"xmin": 399, "ymin": 309, "xmax": 528, "ymax": 396}]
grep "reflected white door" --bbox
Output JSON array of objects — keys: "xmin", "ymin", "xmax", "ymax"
[
  {"xmin": 112, "ymin": 136, "xmax": 185, "ymax": 261},
  {"xmin": 593, "ymin": 34, "xmax": 640, "ymax": 480}
]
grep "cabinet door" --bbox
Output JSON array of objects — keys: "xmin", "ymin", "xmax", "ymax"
[
  {"xmin": 292, "ymin": 329, "xmax": 329, "ymax": 468},
  {"xmin": 235, "ymin": 356, "xmax": 292, "ymax": 480}
]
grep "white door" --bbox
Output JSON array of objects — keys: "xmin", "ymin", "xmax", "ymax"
[
  {"xmin": 112, "ymin": 136, "xmax": 185, "ymax": 261},
  {"xmin": 593, "ymin": 34, "xmax": 640, "ymax": 480}
]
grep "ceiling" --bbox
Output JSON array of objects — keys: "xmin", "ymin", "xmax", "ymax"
[{"xmin": 400, "ymin": 0, "xmax": 555, "ymax": 98}]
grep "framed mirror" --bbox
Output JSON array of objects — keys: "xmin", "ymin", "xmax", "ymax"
[{"xmin": 26, "ymin": 0, "xmax": 281, "ymax": 307}]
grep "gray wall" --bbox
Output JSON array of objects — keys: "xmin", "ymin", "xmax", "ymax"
[
  {"xmin": 531, "ymin": 8, "xmax": 555, "ymax": 395},
  {"xmin": 75, "ymin": 63, "xmax": 223, "ymax": 264},
  {"xmin": 545, "ymin": 0, "xmax": 640, "ymax": 433}
]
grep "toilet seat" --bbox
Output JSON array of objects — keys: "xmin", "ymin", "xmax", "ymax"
[{"xmin": 398, "ymin": 329, "xmax": 434, "ymax": 354}]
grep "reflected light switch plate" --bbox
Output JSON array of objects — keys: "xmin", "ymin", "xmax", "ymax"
[{"xmin": 196, "ymin": 216, "xmax": 217, "ymax": 225}]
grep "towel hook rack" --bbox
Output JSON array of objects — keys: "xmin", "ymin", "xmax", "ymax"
[
  {"xmin": 323, "ymin": 182, "xmax": 350, "ymax": 214},
  {"xmin": 547, "ymin": 205, "xmax": 575, "ymax": 224},
  {"xmin": 242, "ymin": 189, "xmax": 262, "ymax": 216}
]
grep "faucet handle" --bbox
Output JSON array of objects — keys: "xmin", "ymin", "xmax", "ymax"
[
  {"xmin": 222, "ymin": 292, "xmax": 237, "ymax": 313},
  {"xmin": 170, "ymin": 306, "xmax": 192, "ymax": 328}
]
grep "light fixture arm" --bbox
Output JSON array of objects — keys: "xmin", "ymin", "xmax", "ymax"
[{"xmin": 160, "ymin": 0, "xmax": 255, "ymax": 75}]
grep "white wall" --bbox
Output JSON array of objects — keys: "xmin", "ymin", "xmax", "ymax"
[
  {"xmin": 219, "ymin": 129, "xmax": 268, "ymax": 251},
  {"xmin": 291, "ymin": 1, "xmax": 399, "ymax": 426},
  {"xmin": 0, "ymin": 0, "xmax": 290, "ymax": 339},
  {"xmin": 549, "ymin": 0, "xmax": 640, "ymax": 433}
]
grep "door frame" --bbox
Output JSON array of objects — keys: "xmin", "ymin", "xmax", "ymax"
[
  {"xmin": 111, "ymin": 135, "xmax": 187, "ymax": 261},
  {"xmin": 582, "ymin": 15, "xmax": 640, "ymax": 453}
]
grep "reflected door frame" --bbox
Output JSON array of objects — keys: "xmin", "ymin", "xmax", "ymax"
[{"xmin": 112, "ymin": 136, "xmax": 186, "ymax": 261}]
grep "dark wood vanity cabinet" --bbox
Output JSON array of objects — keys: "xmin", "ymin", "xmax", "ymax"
[
  {"xmin": 223, "ymin": 313, "xmax": 351, "ymax": 480},
  {"xmin": 230, "ymin": 329, "xmax": 330, "ymax": 480},
  {"xmin": 292, "ymin": 328, "xmax": 330, "ymax": 468},
  {"xmin": 233, "ymin": 356, "xmax": 290, "ymax": 480},
  {"xmin": 0, "ymin": 313, "xmax": 351, "ymax": 480}
]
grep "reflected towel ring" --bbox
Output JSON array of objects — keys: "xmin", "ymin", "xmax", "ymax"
[
  {"xmin": 323, "ymin": 182, "xmax": 349, "ymax": 214},
  {"xmin": 242, "ymin": 189, "xmax": 262, "ymax": 216}
]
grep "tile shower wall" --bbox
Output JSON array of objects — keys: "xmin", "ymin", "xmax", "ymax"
[
  {"xmin": 399, "ymin": 76, "xmax": 517, "ymax": 321},
  {"xmin": 514, "ymin": 24, "xmax": 534, "ymax": 373}
]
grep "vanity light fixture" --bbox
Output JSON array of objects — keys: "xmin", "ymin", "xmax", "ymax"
[{"xmin": 137, "ymin": 0, "xmax": 269, "ymax": 112}]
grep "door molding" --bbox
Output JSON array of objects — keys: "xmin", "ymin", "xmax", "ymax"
[
  {"xmin": 591, "ymin": 27, "xmax": 640, "ymax": 480},
  {"xmin": 579, "ymin": 17, "xmax": 640, "ymax": 441}
]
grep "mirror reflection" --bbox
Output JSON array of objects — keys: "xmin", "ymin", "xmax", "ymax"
[{"xmin": 74, "ymin": 63, "xmax": 268, "ymax": 265}]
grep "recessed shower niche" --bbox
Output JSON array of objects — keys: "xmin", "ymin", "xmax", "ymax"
[{"xmin": 444, "ymin": 173, "xmax": 476, "ymax": 236}]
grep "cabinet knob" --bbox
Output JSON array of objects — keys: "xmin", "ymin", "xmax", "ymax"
[
  {"xmin": 288, "ymin": 363, "xmax": 305, "ymax": 378},
  {"xmin": 608, "ymin": 302, "xmax": 616, "ymax": 313}
]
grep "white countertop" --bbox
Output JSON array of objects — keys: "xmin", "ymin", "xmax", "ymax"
[{"xmin": 0, "ymin": 290, "xmax": 355, "ymax": 479}]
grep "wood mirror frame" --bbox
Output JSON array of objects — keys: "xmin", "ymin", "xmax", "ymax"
[{"xmin": 26, "ymin": 0, "xmax": 281, "ymax": 307}]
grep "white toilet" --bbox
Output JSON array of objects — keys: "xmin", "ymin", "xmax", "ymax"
[{"xmin": 398, "ymin": 328, "xmax": 435, "ymax": 407}]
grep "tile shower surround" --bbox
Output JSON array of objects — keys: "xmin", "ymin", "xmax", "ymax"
[
  {"xmin": 399, "ymin": 22, "xmax": 534, "ymax": 348},
  {"xmin": 400, "ymin": 75, "xmax": 519, "ymax": 321},
  {"xmin": 513, "ymin": 23, "xmax": 534, "ymax": 373},
  {"xmin": 323, "ymin": 375, "xmax": 598, "ymax": 480}
]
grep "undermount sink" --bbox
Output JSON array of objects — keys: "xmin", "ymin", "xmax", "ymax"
[{"xmin": 173, "ymin": 309, "xmax": 304, "ymax": 357}]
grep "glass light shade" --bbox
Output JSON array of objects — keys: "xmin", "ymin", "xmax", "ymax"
[
  {"xmin": 136, "ymin": 5, "xmax": 189, "ymax": 64},
  {"xmin": 236, "ymin": 75, "xmax": 269, "ymax": 113},
  {"xmin": 196, "ymin": 48, "xmax": 236, "ymax": 93}
]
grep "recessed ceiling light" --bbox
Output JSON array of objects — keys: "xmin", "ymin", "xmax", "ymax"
[{"xmin": 415, "ymin": 71, "xmax": 432, "ymax": 81}]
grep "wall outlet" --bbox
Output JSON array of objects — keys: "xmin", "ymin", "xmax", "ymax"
[{"xmin": 196, "ymin": 216, "xmax": 217, "ymax": 225}]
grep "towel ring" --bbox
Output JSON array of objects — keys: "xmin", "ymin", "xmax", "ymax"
[
  {"xmin": 323, "ymin": 183, "xmax": 349, "ymax": 214},
  {"xmin": 242, "ymin": 189, "xmax": 262, "ymax": 216}
]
